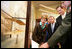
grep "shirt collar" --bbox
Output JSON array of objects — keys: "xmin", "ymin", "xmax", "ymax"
[{"xmin": 51, "ymin": 23, "xmax": 55, "ymax": 25}]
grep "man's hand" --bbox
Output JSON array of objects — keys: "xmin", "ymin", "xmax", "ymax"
[{"xmin": 39, "ymin": 42, "xmax": 49, "ymax": 48}]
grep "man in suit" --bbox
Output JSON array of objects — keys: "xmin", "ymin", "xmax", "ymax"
[
  {"xmin": 54, "ymin": 5, "xmax": 67, "ymax": 48},
  {"xmin": 56, "ymin": 6, "xmax": 66, "ymax": 27},
  {"xmin": 48, "ymin": 16, "xmax": 61, "ymax": 48},
  {"xmin": 48, "ymin": 16, "xmax": 57, "ymax": 37},
  {"xmin": 56, "ymin": 2, "xmax": 71, "ymax": 48},
  {"xmin": 39, "ymin": 1, "xmax": 71, "ymax": 48}
]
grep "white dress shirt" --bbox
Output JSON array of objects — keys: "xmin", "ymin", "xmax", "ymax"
[{"xmin": 62, "ymin": 12, "xmax": 66, "ymax": 19}]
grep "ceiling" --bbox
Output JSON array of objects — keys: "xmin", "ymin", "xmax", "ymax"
[
  {"xmin": 32, "ymin": 1, "xmax": 61, "ymax": 14},
  {"xmin": 32, "ymin": 1, "xmax": 62, "ymax": 19},
  {"xmin": 32, "ymin": 1, "xmax": 61, "ymax": 9}
]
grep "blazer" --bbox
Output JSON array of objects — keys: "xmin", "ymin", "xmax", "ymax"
[
  {"xmin": 32, "ymin": 23, "xmax": 50, "ymax": 44},
  {"xmin": 56, "ymin": 15, "xmax": 62, "ymax": 25},
  {"xmin": 48, "ymin": 22, "xmax": 59, "ymax": 39}
]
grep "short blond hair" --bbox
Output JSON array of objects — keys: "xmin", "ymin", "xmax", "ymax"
[{"xmin": 41, "ymin": 15, "xmax": 48, "ymax": 21}]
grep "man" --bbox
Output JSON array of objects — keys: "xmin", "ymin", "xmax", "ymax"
[
  {"xmin": 48, "ymin": 16, "xmax": 56, "ymax": 37},
  {"xmin": 56, "ymin": 5, "xmax": 66, "ymax": 26},
  {"xmin": 48, "ymin": 16, "xmax": 59, "ymax": 48},
  {"xmin": 55, "ymin": 5, "xmax": 67, "ymax": 48},
  {"xmin": 39, "ymin": 1, "xmax": 71, "ymax": 48},
  {"xmin": 32, "ymin": 15, "xmax": 50, "ymax": 47},
  {"xmin": 48, "ymin": 16, "xmax": 61, "ymax": 48}
]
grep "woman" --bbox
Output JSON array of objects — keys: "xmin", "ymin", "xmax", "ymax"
[{"xmin": 32, "ymin": 15, "xmax": 50, "ymax": 47}]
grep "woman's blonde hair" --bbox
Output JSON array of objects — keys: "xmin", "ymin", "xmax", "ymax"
[{"xmin": 40, "ymin": 15, "xmax": 48, "ymax": 21}]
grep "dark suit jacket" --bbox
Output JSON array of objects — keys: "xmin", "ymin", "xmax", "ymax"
[
  {"xmin": 48, "ymin": 11, "xmax": 71, "ymax": 48},
  {"xmin": 48, "ymin": 22, "xmax": 61, "ymax": 48},
  {"xmin": 48, "ymin": 22, "xmax": 58, "ymax": 39},
  {"xmin": 32, "ymin": 23, "xmax": 50, "ymax": 44},
  {"xmin": 56, "ymin": 15, "xmax": 62, "ymax": 26}
]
